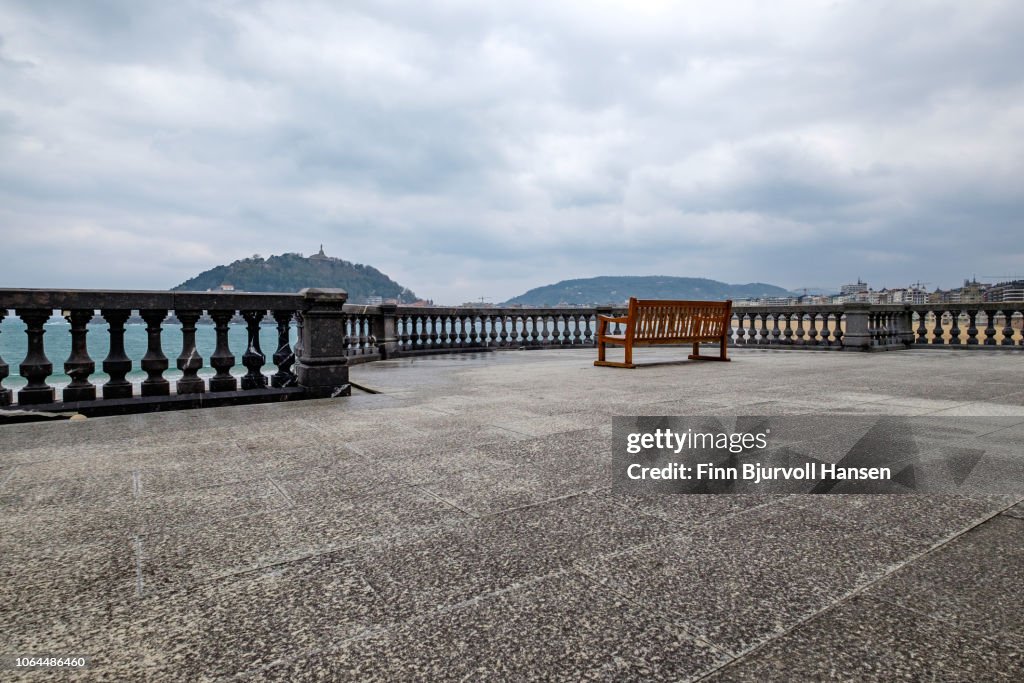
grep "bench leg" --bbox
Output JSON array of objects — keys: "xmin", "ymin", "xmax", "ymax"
[
  {"xmin": 688, "ymin": 339, "xmax": 731, "ymax": 362},
  {"xmin": 594, "ymin": 340, "xmax": 636, "ymax": 368}
]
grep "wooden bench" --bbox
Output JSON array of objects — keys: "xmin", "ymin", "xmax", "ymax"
[{"xmin": 594, "ymin": 298, "xmax": 733, "ymax": 368}]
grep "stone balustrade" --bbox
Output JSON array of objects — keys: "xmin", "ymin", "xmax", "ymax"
[
  {"xmin": 0, "ymin": 288, "xmax": 352, "ymax": 413},
  {"xmin": 2, "ymin": 291, "xmax": 1021, "ymax": 415},
  {"xmin": 729, "ymin": 302, "xmax": 1024, "ymax": 350}
]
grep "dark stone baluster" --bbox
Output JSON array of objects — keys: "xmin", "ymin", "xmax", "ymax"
[
  {"xmin": 793, "ymin": 313, "xmax": 804, "ymax": 345},
  {"xmin": 769, "ymin": 314, "xmax": 781, "ymax": 344},
  {"xmin": 835, "ymin": 315, "xmax": 844, "ymax": 346},
  {"xmin": 15, "ymin": 308, "xmax": 54, "ymax": 404},
  {"xmin": 747, "ymin": 313, "xmax": 759, "ymax": 344},
  {"xmin": 0, "ymin": 310, "xmax": 9, "ymax": 406},
  {"xmin": 100, "ymin": 309, "xmax": 132, "ymax": 399},
  {"xmin": 582, "ymin": 315, "xmax": 592, "ymax": 345},
  {"xmin": 241, "ymin": 310, "xmax": 268, "ymax": 389},
  {"xmin": 916, "ymin": 311, "xmax": 928, "ymax": 344},
  {"xmin": 459, "ymin": 316, "xmax": 469, "ymax": 346},
  {"xmin": 540, "ymin": 315, "xmax": 550, "ymax": 345},
  {"xmin": 63, "ymin": 309, "xmax": 96, "ymax": 402},
  {"xmin": 498, "ymin": 316, "xmax": 508, "ymax": 346},
  {"xmin": 139, "ymin": 309, "xmax": 170, "ymax": 397},
  {"xmin": 573, "ymin": 315, "xmax": 583, "ymax": 345},
  {"xmin": 1002, "ymin": 310, "xmax": 1016, "ymax": 346},
  {"xmin": 929, "ymin": 310, "xmax": 943, "ymax": 345},
  {"xmin": 948, "ymin": 311, "xmax": 961, "ymax": 346},
  {"xmin": 983, "ymin": 309, "xmax": 997, "ymax": 346},
  {"xmin": 209, "ymin": 310, "xmax": 237, "ymax": 392},
  {"xmin": 271, "ymin": 310, "xmax": 297, "ymax": 387},
  {"xmin": 806, "ymin": 313, "xmax": 818, "ymax": 346},
  {"xmin": 451, "ymin": 316, "xmax": 461, "ymax": 347},
  {"xmin": 966, "ymin": 309, "xmax": 979, "ymax": 345},
  {"xmin": 734, "ymin": 313, "xmax": 745, "ymax": 345},
  {"xmin": 487, "ymin": 315, "xmax": 497, "ymax": 346},
  {"xmin": 175, "ymin": 310, "xmax": 204, "ymax": 395},
  {"xmin": 398, "ymin": 315, "xmax": 409, "ymax": 351},
  {"xmin": 428, "ymin": 316, "xmax": 439, "ymax": 347}
]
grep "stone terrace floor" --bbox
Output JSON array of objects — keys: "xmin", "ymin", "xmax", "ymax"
[{"xmin": 2, "ymin": 347, "xmax": 1024, "ymax": 681}]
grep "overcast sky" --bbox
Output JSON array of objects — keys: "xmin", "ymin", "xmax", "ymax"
[{"xmin": 1, "ymin": 1, "xmax": 1022, "ymax": 303}]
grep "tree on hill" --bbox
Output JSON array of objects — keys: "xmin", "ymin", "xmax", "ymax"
[{"xmin": 172, "ymin": 252, "xmax": 418, "ymax": 303}]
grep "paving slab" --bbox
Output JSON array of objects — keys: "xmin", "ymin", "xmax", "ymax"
[
  {"xmin": 263, "ymin": 571, "xmax": 728, "ymax": 682},
  {"xmin": 864, "ymin": 514, "xmax": 1024, "ymax": 642},
  {"xmin": 703, "ymin": 595, "xmax": 1024, "ymax": 681},
  {"xmin": 581, "ymin": 501, "xmax": 922, "ymax": 656}
]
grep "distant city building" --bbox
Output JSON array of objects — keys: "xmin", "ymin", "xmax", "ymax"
[
  {"xmin": 216, "ymin": 283, "xmax": 235, "ymax": 291},
  {"xmin": 950, "ymin": 278, "xmax": 986, "ymax": 304},
  {"xmin": 840, "ymin": 279, "xmax": 869, "ymax": 296},
  {"xmin": 985, "ymin": 280, "xmax": 1024, "ymax": 302},
  {"xmin": 364, "ymin": 295, "xmax": 383, "ymax": 305}
]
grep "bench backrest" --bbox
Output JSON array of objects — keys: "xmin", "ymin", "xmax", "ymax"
[{"xmin": 628, "ymin": 298, "xmax": 733, "ymax": 342}]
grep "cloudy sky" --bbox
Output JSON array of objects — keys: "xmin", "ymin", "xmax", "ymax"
[{"xmin": 1, "ymin": 0, "xmax": 1022, "ymax": 303}]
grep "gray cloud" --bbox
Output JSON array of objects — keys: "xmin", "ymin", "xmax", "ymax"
[{"xmin": 1, "ymin": 0, "xmax": 1022, "ymax": 303}]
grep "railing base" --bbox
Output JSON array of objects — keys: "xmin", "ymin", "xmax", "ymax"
[{"xmin": 1, "ymin": 387, "xmax": 308, "ymax": 422}]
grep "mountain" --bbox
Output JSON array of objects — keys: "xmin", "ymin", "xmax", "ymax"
[
  {"xmin": 172, "ymin": 250, "xmax": 418, "ymax": 303},
  {"xmin": 503, "ymin": 276, "xmax": 793, "ymax": 306}
]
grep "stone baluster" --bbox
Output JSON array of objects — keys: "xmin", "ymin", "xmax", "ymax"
[
  {"xmin": 14, "ymin": 309, "xmax": 54, "ymax": 404},
  {"xmin": 930, "ymin": 310, "xmax": 944, "ymax": 345},
  {"xmin": 100, "ymin": 309, "xmax": 132, "ymax": 399},
  {"xmin": 62, "ymin": 309, "xmax": 96, "ymax": 402},
  {"xmin": 209, "ymin": 310, "xmax": 237, "ymax": 392},
  {"xmin": 966, "ymin": 309, "xmax": 979, "ymax": 345},
  {"xmin": 793, "ymin": 313, "xmax": 805, "ymax": 345},
  {"xmin": 571, "ymin": 315, "xmax": 582, "ymax": 345},
  {"xmin": 1001, "ymin": 310, "xmax": 1016, "ymax": 346},
  {"xmin": 487, "ymin": 315, "xmax": 497, "ymax": 346},
  {"xmin": 769, "ymin": 313, "xmax": 781, "ymax": 344},
  {"xmin": 398, "ymin": 314, "xmax": 409, "ymax": 351},
  {"xmin": 450, "ymin": 316, "xmax": 460, "ymax": 347},
  {"xmin": 982, "ymin": 309, "xmax": 997, "ymax": 346},
  {"xmin": 271, "ymin": 310, "xmax": 297, "ymax": 387},
  {"xmin": 139, "ymin": 309, "xmax": 170, "ymax": 397},
  {"xmin": 0, "ymin": 310, "xmax": 9, "ymax": 406},
  {"xmin": 806, "ymin": 313, "xmax": 819, "ymax": 346},
  {"xmin": 175, "ymin": 310, "xmax": 204, "ymax": 395},
  {"xmin": 540, "ymin": 315, "xmax": 550, "ymax": 345},
  {"xmin": 916, "ymin": 311, "xmax": 928, "ymax": 344},
  {"xmin": 241, "ymin": 310, "xmax": 268, "ymax": 389},
  {"xmin": 949, "ymin": 311, "xmax": 961, "ymax": 346},
  {"xmin": 583, "ymin": 314, "xmax": 594, "ymax": 344},
  {"xmin": 429, "ymin": 316, "xmax": 440, "ymax": 347}
]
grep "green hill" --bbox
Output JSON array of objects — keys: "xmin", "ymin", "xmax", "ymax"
[
  {"xmin": 503, "ymin": 276, "xmax": 793, "ymax": 306},
  {"xmin": 172, "ymin": 250, "xmax": 418, "ymax": 303}
]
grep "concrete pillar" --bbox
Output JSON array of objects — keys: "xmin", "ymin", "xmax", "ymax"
[
  {"xmin": 374, "ymin": 303, "xmax": 400, "ymax": 359},
  {"xmin": 842, "ymin": 302, "xmax": 872, "ymax": 351},
  {"xmin": 295, "ymin": 288, "xmax": 351, "ymax": 397}
]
